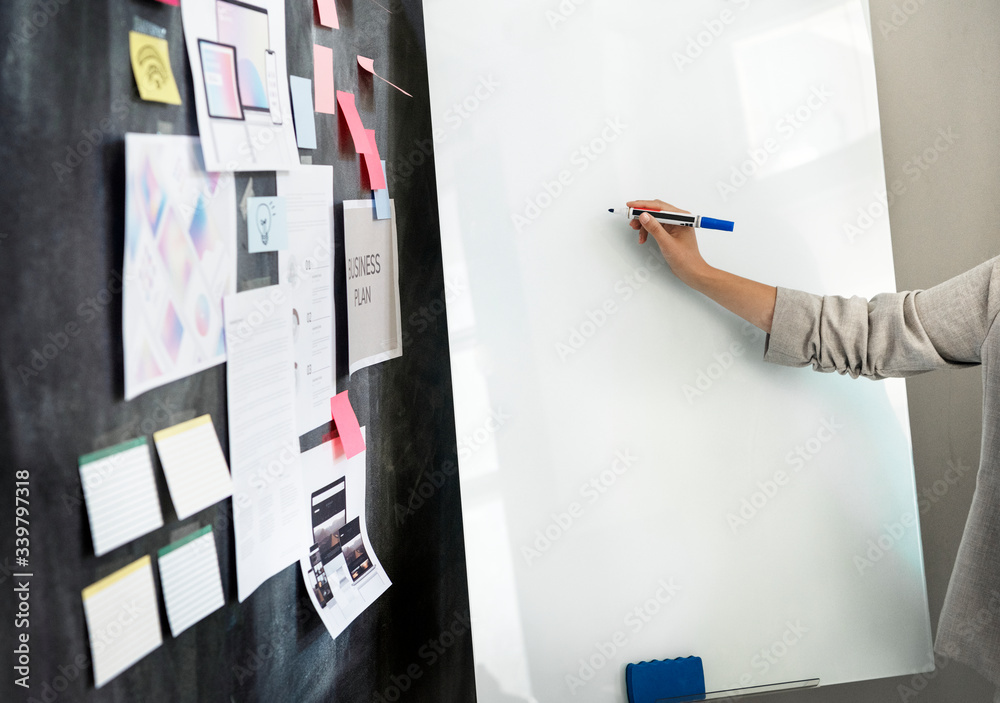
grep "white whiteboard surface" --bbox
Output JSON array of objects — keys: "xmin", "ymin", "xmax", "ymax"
[{"xmin": 424, "ymin": 1, "xmax": 933, "ymax": 700}]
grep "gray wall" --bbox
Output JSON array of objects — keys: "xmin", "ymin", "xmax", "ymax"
[{"xmin": 762, "ymin": 1, "xmax": 1000, "ymax": 701}]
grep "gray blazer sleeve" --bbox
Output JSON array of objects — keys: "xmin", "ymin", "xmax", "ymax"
[{"xmin": 763, "ymin": 257, "xmax": 1000, "ymax": 380}]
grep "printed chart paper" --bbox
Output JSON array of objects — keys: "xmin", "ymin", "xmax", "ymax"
[
  {"xmin": 180, "ymin": 0, "xmax": 300, "ymax": 171},
  {"xmin": 81, "ymin": 556, "xmax": 163, "ymax": 688},
  {"xmin": 278, "ymin": 166, "xmax": 336, "ymax": 435},
  {"xmin": 123, "ymin": 133, "xmax": 236, "ymax": 400},
  {"xmin": 157, "ymin": 526, "xmax": 226, "ymax": 637},
  {"xmin": 153, "ymin": 415, "xmax": 234, "ymax": 519},
  {"xmin": 79, "ymin": 438, "xmax": 164, "ymax": 557},
  {"xmin": 299, "ymin": 429, "xmax": 390, "ymax": 640},
  {"xmin": 343, "ymin": 200, "xmax": 402, "ymax": 374},
  {"xmin": 225, "ymin": 285, "xmax": 309, "ymax": 601}
]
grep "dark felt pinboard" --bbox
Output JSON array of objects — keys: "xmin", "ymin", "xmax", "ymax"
[{"xmin": 0, "ymin": 1, "xmax": 475, "ymax": 700}]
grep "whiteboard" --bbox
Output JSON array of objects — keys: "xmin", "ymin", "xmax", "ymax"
[{"xmin": 424, "ymin": 1, "xmax": 933, "ymax": 700}]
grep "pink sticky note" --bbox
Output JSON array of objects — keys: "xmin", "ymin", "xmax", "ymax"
[
  {"xmin": 362, "ymin": 129, "xmax": 387, "ymax": 190},
  {"xmin": 316, "ymin": 0, "xmax": 339, "ymax": 28},
  {"xmin": 336, "ymin": 91, "xmax": 369, "ymax": 154},
  {"xmin": 331, "ymin": 392, "xmax": 365, "ymax": 459},
  {"xmin": 313, "ymin": 45, "xmax": 336, "ymax": 115},
  {"xmin": 155, "ymin": 0, "xmax": 180, "ymax": 5},
  {"xmin": 357, "ymin": 55, "xmax": 413, "ymax": 98}
]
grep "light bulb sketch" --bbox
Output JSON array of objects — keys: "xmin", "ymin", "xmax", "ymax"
[{"xmin": 255, "ymin": 201, "xmax": 275, "ymax": 246}]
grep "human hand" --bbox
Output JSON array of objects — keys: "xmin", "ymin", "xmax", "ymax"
[{"xmin": 626, "ymin": 199, "xmax": 711, "ymax": 287}]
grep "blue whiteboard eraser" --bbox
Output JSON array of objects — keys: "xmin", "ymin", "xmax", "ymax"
[{"xmin": 625, "ymin": 656, "xmax": 705, "ymax": 703}]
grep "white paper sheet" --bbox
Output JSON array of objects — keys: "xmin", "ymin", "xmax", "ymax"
[
  {"xmin": 277, "ymin": 166, "xmax": 336, "ymax": 434},
  {"xmin": 298, "ymin": 428, "xmax": 391, "ymax": 640},
  {"xmin": 78, "ymin": 438, "xmax": 164, "ymax": 557},
  {"xmin": 180, "ymin": 0, "xmax": 300, "ymax": 172},
  {"xmin": 123, "ymin": 133, "xmax": 236, "ymax": 400},
  {"xmin": 153, "ymin": 415, "xmax": 233, "ymax": 520},
  {"xmin": 224, "ymin": 284, "xmax": 309, "ymax": 602},
  {"xmin": 81, "ymin": 556, "xmax": 163, "ymax": 688},
  {"xmin": 343, "ymin": 200, "xmax": 402, "ymax": 375},
  {"xmin": 157, "ymin": 525, "xmax": 226, "ymax": 637}
]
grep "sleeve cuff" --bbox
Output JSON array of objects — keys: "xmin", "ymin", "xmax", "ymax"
[{"xmin": 763, "ymin": 287, "xmax": 823, "ymax": 368}]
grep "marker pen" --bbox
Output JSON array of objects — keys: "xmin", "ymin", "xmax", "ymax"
[{"xmin": 608, "ymin": 207, "xmax": 735, "ymax": 232}]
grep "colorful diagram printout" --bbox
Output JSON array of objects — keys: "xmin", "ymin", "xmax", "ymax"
[{"xmin": 123, "ymin": 133, "xmax": 236, "ymax": 400}]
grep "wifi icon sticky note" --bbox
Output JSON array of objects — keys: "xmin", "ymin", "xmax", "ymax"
[{"xmin": 129, "ymin": 31, "xmax": 182, "ymax": 105}]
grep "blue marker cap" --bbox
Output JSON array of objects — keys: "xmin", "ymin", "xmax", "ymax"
[{"xmin": 699, "ymin": 217, "xmax": 734, "ymax": 232}]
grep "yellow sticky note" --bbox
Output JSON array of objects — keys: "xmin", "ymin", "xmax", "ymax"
[{"xmin": 128, "ymin": 31, "xmax": 181, "ymax": 105}]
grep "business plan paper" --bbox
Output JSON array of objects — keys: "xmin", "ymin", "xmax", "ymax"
[
  {"xmin": 224, "ymin": 284, "xmax": 310, "ymax": 601},
  {"xmin": 343, "ymin": 200, "xmax": 402, "ymax": 374},
  {"xmin": 278, "ymin": 166, "xmax": 336, "ymax": 435}
]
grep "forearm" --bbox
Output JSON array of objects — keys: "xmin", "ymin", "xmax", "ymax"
[
  {"xmin": 624, "ymin": 200, "xmax": 777, "ymax": 332},
  {"xmin": 687, "ymin": 266, "xmax": 777, "ymax": 334}
]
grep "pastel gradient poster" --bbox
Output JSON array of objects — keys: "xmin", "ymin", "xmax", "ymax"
[{"xmin": 123, "ymin": 133, "xmax": 236, "ymax": 400}]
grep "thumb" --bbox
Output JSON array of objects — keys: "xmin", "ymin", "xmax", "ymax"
[{"xmin": 639, "ymin": 212, "xmax": 673, "ymax": 247}]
